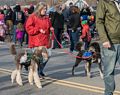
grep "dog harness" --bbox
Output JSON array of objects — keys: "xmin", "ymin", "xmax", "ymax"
[
  {"xmin": 82, "ymin": 51, "xmax": 92, "ymax": 59},
  {"xmin": 20, "ymin": 53, "xmax": 43, "ymax": 65}
]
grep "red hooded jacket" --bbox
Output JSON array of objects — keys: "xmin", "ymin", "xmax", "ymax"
[
  {"xmin": 80, "ymin": 24, "xmax": 91, "ymax": 42},
  {"xmin": 25, "ymin": 13, "xmax": 52, "ymax": 48}
]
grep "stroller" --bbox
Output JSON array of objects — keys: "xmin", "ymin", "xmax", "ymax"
[
  {"xmin": 0, "ymin": 21, "xmax": 7, "ymax": 42},
  {"xmin": 61, "ymin": 32, "xmax": 70, "ymax": 48}
]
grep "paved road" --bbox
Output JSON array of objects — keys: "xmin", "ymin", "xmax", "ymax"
[{"xmin": 0, "ymin": 42, "xmax": 120, "ymax": 95}]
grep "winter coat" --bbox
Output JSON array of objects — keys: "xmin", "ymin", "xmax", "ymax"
[
  {"xmin": 5, "ymin": 9, "xmax": 13, "ymax": 21},
  {"xmin": 80, "ymin": 24, "xmax": 91, "ymax": 42},
  {"xmin": 68, "ymin": 13, "xmax": 80, "ymax": 31},
  {"xmin": 25, "ymin": 13, "xmax": 52, "ymax": 48},
  {"xmin": 50, "ymin": 12, "xmax": 64, "ymax": 29},
  {"xmin": 12, "ymin": 11, "xmax": 25, "ymax": 25},
  {"xmin": 96, "ymin": 0, "xmax": 120, "ymax": 44}
]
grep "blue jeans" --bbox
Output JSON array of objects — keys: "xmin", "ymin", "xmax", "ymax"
[
  {"xmin": 18, "ymin": 38, "xmax": 23, "ymax": 46},
  {"xmin": 12, "ymin": 25, "xmax": 17, "ymax": 43},
  {"xmin": 69, "ymin": 30, "xmax": 79, "ymax": 52},
  {"xmin": 101, "ymin": 44, "xmax": 120, "ymax": 95}
]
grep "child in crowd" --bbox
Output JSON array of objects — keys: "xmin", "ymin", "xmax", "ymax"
[
  {"xmin": 0, "ymin": 21, "xmax": 7, "ymax": 42},
  {"xmin": 0, "ymin": 10, "xmax": 4, "ymax": 22},
  {"xmin": 16, "ymin": 23, "xmax": 24, "ymax": 47},
  {"xmin": 80, "ymin": 16, "xmax": 91, "ymax": 50}
]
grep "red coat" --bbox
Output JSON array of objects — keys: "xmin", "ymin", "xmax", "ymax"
[
  {"xmin": 0, "ymin": 14, "xmax": 4, "ymax": 21},
  {"xmin": 25, "ymin": 14, "xmax": 52, "ymax": 48}
]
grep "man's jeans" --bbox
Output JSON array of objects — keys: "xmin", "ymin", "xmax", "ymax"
[{"xmin": 101, "ymin": 44, "xmax": 120, "ymax": 95}]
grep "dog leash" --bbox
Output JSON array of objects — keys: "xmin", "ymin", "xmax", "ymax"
[{"xmin": 51, "ymin": 30, "xmax": 92, "ymax": 59}]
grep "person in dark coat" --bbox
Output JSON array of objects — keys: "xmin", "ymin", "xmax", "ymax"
[
  {"xmin": 50, "ymin": 5, "xmax": 64, "ymax": 49},
  {"xmin": 12, "ymin": 4, "xmax": 25, "ymax": 45},
  {"xmin": 68, "ymin": 6, "xmax": 81, "ymax": 52}
]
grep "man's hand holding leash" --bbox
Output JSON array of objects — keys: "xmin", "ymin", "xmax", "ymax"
[{"xmin": 103, "ymin": 41, "xmax": 111, "ymax": 48}]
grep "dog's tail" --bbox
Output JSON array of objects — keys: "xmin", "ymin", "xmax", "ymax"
[{"xmin": 10, "ymin": 44, "xmax": 17, "ymax": 55}]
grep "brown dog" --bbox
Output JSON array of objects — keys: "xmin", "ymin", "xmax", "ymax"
[
  {"xmin": 10, "ymin": 44, "xmax": 48, "ymax": 88},
  {"xmin": 72, "ymin": 42, "xmax": 103, "ymax": 79}
]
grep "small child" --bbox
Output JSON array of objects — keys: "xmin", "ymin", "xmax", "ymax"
[
  {"xmin": 80, "ymin": 15, "xmax": 91, "ymax": 50},
  {"xmin": 16, "ymin": 23, "xmax": 24, "ymax": 47},
  {"xmin": 0, "ymin": 10, "xmax": 4, "ymax": 22},
  {"xmin": 0, "ymin": 21, "xmax": 6, "ymax": 42}
]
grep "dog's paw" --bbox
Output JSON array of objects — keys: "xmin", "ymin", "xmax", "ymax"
[
  {"xmin": 100, "ymin": 73, "xmax": 104, "ymax": 79},
  {"xmin": 72, "ymin": 71, "xmax": 74, "ymax": 76},
  {"xmin": 30, "ymin": 82, "xmax": 34, "ymax": 85},
  {"xmin": 17, "ymin": 82, "xmax": 23, "ymax": 86},
  {"xmin": 37, "ymin": 85, "xmax": 42, "ymax": 89},
  {"xmin": 16, "ymin": 80, "xmax": 23, "ymax": 86},
  {"xmin": 16, "ymin": 71, "xmax": 23, "ymax": 86},
  {"xmin": 11, "ymin": 70, "xmax": 17, "ymax": 84},
  {"xmin": 87, "ymin": 73, "xmax": 92, "ymax": 78},
  {"xmin": 33, "ymin": 72, "xmax": 42, "ymax": 89},
  {"xmin": 11, "ymin": 79, "xmax": 14, "ymax": 84},
  {"xmin": 72, "ymin": 67, "xmax": 75, "ymax": 76}
]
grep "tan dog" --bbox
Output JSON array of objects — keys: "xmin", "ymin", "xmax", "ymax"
[{"xmin": 10, "ymin": 44, "xmax": 48, "ymax": 88}]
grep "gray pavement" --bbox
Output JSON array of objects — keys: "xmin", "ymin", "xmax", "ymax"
[{"xmin": 0, "ymin": 42, "xmax": 120, "ymax": 95}]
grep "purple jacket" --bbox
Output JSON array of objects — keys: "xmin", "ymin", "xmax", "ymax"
[{"xmin": 16, "ymin": 29, "xmax": 23, "ymax": 39}]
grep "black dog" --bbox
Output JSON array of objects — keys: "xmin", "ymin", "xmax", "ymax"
[{"xmin": 72, "ymin": 42, "xmax": 103, "ymax": 79}]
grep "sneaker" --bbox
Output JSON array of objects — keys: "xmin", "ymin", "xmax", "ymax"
[
  {"xmin": 40, "ymin": 72, "xmax": 45, "ymax": 77},
  {"xmin": 39, "ymin": 75, "xmax": 45, "ymax": 79}
]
